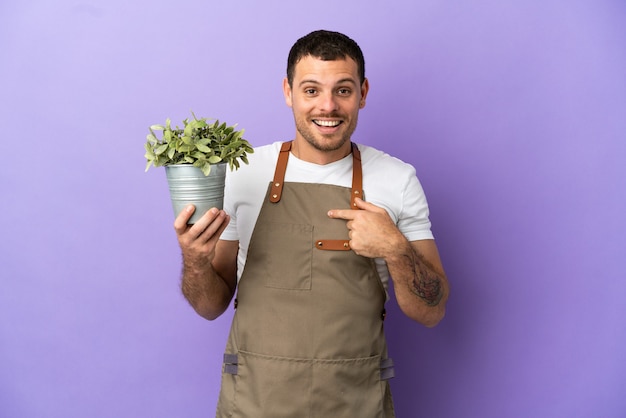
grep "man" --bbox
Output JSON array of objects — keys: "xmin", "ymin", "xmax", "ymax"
[{"xmin": 174, "ymin": 30, "xmax": 449, "ymax": 418}]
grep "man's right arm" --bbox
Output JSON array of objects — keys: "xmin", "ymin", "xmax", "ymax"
[{"xmin": 174, "ymin": 205, "xmax": 239, "ymax": 321}]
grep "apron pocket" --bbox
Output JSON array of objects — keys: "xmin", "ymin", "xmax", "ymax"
[
  {"xmin": 249, "ymin": 221, "xmax": 313, "ymax": 290},
  {"xmin": 223, "ymin": 351, "xmax": 386, "ymax": 418},
  {"xmin": 230, "ymin": 351, "xmax": 313, "ymax": 417},
  {"xmin": 310, "ymin": 355, "xmax": 385, "ymax": 418}
]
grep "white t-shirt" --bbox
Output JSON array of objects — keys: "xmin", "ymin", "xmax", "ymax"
[{"xmin": 222, "ymin": 141, "xmax": 434, "ymax": 290}]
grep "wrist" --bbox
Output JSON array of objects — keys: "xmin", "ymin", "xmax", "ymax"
[{"xmin": 382, "ymin": 233, "xmax": 412, "ymax": 264}]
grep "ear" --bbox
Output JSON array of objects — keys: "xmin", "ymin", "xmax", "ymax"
[
  {"xmin": 359, "ymin": 78, "xmax": 369, "ymax": 109},
  {"xmin": 282, "ymin": 77, "xmax": 293, "ymax": 108}
]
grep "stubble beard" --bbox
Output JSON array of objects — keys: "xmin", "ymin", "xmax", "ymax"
[{"xmin": 295, "ymin": 114, "xmax": 358, "ymax": 152}]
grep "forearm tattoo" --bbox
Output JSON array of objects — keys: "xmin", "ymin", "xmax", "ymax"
[{"xmin": 406, "ymin": 250, "xmax": 443, "ymax": 306}]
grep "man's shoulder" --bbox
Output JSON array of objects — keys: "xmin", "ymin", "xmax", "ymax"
[
  {"xmin": 226, "ymin": 141, "xmax": 281, "ymax": 182},
  {"xmin": 234, "ymin": 141, "xmax": 282, "ymax": 167},
  {"xmin": 356, "ymin": 143, "xmax": 416, "ymax": 175},
  {"xmin": 250, "ymin": 141, "xmax": 283, "ymax": 156}
]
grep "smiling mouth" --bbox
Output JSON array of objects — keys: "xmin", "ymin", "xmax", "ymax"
[{"xmin": 313, "ymin": 119, "xmax": 342, "ymax": 127}]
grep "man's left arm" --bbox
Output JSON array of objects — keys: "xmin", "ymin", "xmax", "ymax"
[
  {"xmin": 328, "ymin": 198, "xmax": 449, "ymax": 327},
  {"xmin": 385, "ymin": 238, "xmax": 448, "ymax": 326}
]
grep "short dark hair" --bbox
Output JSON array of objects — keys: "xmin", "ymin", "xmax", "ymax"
[{"xmin": 286, "ymin": 30, "xmax": 366, "ymax": 87}]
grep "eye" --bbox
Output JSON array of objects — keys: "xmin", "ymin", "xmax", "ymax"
[
  {"xmin": 337, "ymin": 88, "xmax": 352, "ymax": 96},
  {"xmin": 304, "ymin": 88, "xmax": 317, "ymax": 95}
]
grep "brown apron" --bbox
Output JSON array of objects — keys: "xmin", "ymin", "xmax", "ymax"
[{"xmin": 216, "ymin": 142, "xmax": 395, "ymax": 418}]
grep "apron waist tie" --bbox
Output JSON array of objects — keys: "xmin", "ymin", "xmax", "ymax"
[
  {"xmin": 380, "ymin": 357, "xmax": 395, "ymax": 381},
  {"xmin": 223, "ymin": 353, "xmax": 239, "ymax": 375}
]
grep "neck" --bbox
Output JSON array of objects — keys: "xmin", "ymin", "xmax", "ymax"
[{"xmin": 291, "ymin": 139, "xmax": 352, "ymax": 165}]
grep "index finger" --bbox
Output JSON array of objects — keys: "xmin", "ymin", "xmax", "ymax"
[{"xmin": 327, "ymin": 208, "xmax": 357, "ymax": 220}]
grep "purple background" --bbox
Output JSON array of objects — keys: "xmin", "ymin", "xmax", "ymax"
[{"xmin": 1, "ymin": 1, "xmax": 625, "ymax": 417}]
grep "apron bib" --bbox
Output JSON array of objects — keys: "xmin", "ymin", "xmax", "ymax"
[{"xmin": 216, "ymin": 142, "xmax": 395, "ymax": 418}]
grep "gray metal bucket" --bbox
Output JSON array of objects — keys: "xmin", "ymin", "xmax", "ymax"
[{"xmin": 165, "ymin": 164, "xmax": 227, "ymax": 224}]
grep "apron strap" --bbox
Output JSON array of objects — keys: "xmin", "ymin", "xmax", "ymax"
[
  {"xmin": 269, "ymin": 141, "xmax": 292, "ymax": 203},
  {"xmin": 350, "ymin": 142, "xmax": 363, "ymax": 208},
  {"xmin": 316, "ymin": 239, "xmax": 351, "ymax": 251},
  {"xmin": 269, "ymin": 141, "xmax": 364, "ymax": 205}
]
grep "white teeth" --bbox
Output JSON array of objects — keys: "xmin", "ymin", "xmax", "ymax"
[{"xmin": 314, "ymin": 120, "xmax": 340, "ymax": 127}]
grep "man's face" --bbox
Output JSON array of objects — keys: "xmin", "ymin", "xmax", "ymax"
[{"xmin": 283, "ymin": 55, "xmax": 369, "ymax": 159}]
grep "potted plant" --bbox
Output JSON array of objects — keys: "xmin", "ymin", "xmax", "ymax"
[{"xmin": 144, "ymin": 112, "xmax": 253, "ymax": 224}]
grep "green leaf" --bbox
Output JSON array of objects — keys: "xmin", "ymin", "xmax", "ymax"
[
  {"xmin": 208, "ymin": 155, "xmax": 222, "ymax": 164},
  {"xmin": 150, "ymin": 124, "xmax": 164, "ymax": 131},
  {"xmin": 201, "ymin": 163, "xmax": 212, "ymax": 176},
  {"xmin": 196, "ymin": 144, "xmax": 212, "ymax": 153},
  {"xmin": 155, "ymin": 144, "xmax": 168, "ymax": 155}
]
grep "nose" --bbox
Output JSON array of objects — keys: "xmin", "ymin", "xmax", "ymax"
[{"xmin": 318, "ymin": 92, "xmax": 339, "ymax": 113}]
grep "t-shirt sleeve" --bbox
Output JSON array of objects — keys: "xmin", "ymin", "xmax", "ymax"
[{"xmin": 397, "ymin": 169, "xmax": 434, "ymax": 241}]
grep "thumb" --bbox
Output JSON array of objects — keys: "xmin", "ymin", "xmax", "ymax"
[
  {"xmin": 353, "ymin": 197, "xmax": 374, "ymax": 210},
  {"xmin": 354, "ymin": 197, "xmax": 387, "ymax": 214}
]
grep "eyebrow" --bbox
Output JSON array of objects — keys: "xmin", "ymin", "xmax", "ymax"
[{"xmin": 298, "ymin": 78, "xmax": 358, "ymax": 87}]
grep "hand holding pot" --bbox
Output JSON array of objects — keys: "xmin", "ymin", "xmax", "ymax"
[{"xmin": 174, "ymin": 205, "xmax": 230, "ymax": 267}]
